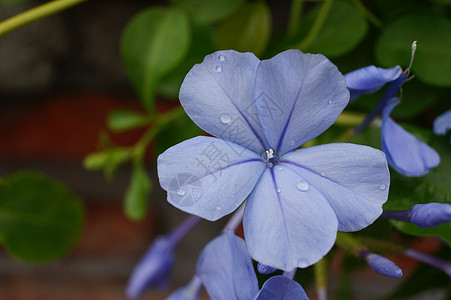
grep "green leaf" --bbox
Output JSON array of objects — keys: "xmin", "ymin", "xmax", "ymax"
[
  {"xmin": 107, "ymin": 109, "xmax": 150, "ymax": 132},
  {"xmin": 158, "ymin": 26, "xmax": 216, "ymax": 99},
  {"xmin": 0, "ymin": 171, "xmax": 84, "ymax": 262},
  {"xmin": 121, "ymin": 7, "xmax": 191, "ymax": 110},
  {"xmin": 83, "ymin": 148, "xmax": 131, "ymax": 177},
  {"xmin": 171, "ymin": 0, "xmax": 245, "ymax": 25},
  {"xmin": 376, "ymin": 15, "xmax": 451, "ymax": 87},
  {"xmin": 384, "ymin": 133, "xmax": 451, "ymax": 245},
  {"xmin": 214, "ymin": 2, "xmax": 271, "ymax": 56},
  {"xmin": 0, "ymin": 0, "xmax": 30, "ymax": 4},
  {"xmin": 299, "ymin": 0, "xmax": 368, "ymax": 58},
  {"xmin": 124, "ymin": 162, "xmax": 151, "ymax": 221},
  {"xmin": 156, "ymin": 112, "xmax": 202, "ymax": 155}
]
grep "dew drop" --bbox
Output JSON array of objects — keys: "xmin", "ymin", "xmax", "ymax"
[
  {"xmin": 320, "ymin": 171, "xmax": 326, "ymax": 177},
  {"xmin": 277, "ymin": 188, "xmax": 282, "ymax": 193},
  {"xmin": 296, "ymin": 181, "xmax": 309, "ymax": 192},
  {"xmin": 277, "ymin": 167, "xmax": 284, "ymax": 171},
  {"xmin": 220, "ymin": 113, "xmax": 231, "ymax": 124},
  {"xmin": 218, "ymin": 55, "xmax": 225, "ymax": 61},
  {"xmin": 215, "ymin": 66, "xmax": 222, "ymax": 72},
  {"xmin": 289, "ymin": 140, "xmax": 295, "ymax": 145},
  {"xmin": 298, "ymin": 258, "xmax": 310, "ymax": 268},
  {"xmin": 176, "ymin": 189, "xmax": 186, "ymax": 196},
  {"xmin": 379, "ymin": 184, "xmax": 386, "ymax": 190},
  {"xmin": 328, "ymin": 99, "xmax": 334, "ymax": 105},
  {"xmin": 215, "ymin": 206, "xmax": 221, "ymax": 211}
]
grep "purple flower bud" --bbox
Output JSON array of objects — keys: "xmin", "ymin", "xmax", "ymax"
[
  {"xmin": 126, "ymin": 237, "xmax": 175, "ymax": 298},
  {"xmin": 362, "ymin": 252, "xmax": 403, "ymax": 278},
  {"xmin": 405, "ymin": 249, "xmax": 451, "ymax": 277},
  {"xmin": 257, "ymin": 263, "xmax": 277, "ymax": 274},
  {"xmin": 410, "ymin": 203, "xmax": 451, "ymax": 228}
]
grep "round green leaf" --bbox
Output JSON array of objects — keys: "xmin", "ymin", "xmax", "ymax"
[
  {"xmin": 0, "ymin": 171, "xmax": 84, "ymax": 262},
  {"xmin": 171, "ymin": 0, "xmax": 245, "ymax": 25},
  {"xmin": 214, "ymin": 2, "xmax": 271, "ymax": 56},
  {"xmin": 121, "ymin": 7, "xmax": 191, "ymax": 110},
  {"xmin": 300, "ymin": 0, "xmax": 368, "ymax": 58},
  {"xmin": 376, "ymin": 15, "xmax": 451, "ymax": 87},
  {"xmin": 124, "ymin": 163, "xmax": 151, "ymax": 221}
]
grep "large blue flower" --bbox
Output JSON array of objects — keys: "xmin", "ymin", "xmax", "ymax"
[{"xmin": 157, "ymin": 50, "xmax": 389, "ymax": 271}]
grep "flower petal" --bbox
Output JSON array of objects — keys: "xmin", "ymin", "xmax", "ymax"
[
  {"xmin": 382, "ymin": 98, "xmax": 440, "ymax": 177},
  {"xmin": 157, "ymin": 136, "xmax": 265, "ymax": 221},
  {"xmin": 243, "ymin": 168, "xmax": 338, "ymax": 271},
  {"xmin": 255, "ymin": 276, "xmax": 310, "ymax": 300},
  {"xmin": 180, "ymin": 50, "xmax": 267, "ymax": 153},
  {"xmin": 344, "ymin": 66, "xmax": 403, "ymax": 101},
  {"xmin": 281, "ymin": 143, "xmax": 389, "ymax": 232},
  {"xmin": 195, "ymin": 231, "xmax": 259, "ymax": 300},
  {"xmin": 254, "ymin": 50, "xmax": 349, "ymax": 154},
  {"xmin": 433, "ymin": 110, "xmax": 451, "ymax": 142}
]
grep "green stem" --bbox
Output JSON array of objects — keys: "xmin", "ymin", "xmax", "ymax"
[
  {"xmin": 132, "ymin": 106, "xmax": 185, "ymax": 159},
  {"xmin": 294, "ymin": 0, "xmax": 333, "ymax": 50},
  {"xmin": 287, "ymin": 0, "xmax": 304, "ymax": 38},
  {"xmin": 314, "ymin": 258, "xmax": 327, "ymax": 297},
  {"xmin": 0, "ymin": 0, "xmax": 88, "ymax": 37},
  {"xmin": 335, "ymin": 232, "xmax": 364, "ymax": 256},
  {"xmin": 351, "ymin": 0, "xmax": 383, "ymax": 28}
]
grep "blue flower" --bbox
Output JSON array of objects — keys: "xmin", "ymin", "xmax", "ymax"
[
  {"xmin": 158, "ymin": 50, "xmax": 390, "ymax": 271},
  {"xmin": 196, "ymin": 230, "xmax": 309, "ymax": 300},
  {"xmin": 126, "ymin": 237, "xmax": 174, "ymax": 298},
  {"xmin": 345, "ymin": 66, "xmax": 440, "ymax": 177},
  {"xmin": 434, "ymin": 110, "xmax": 451, "ymax": 142},
  {"xmin": 360, "ymin": 250, "xmax": 403, "ymax": 278}
]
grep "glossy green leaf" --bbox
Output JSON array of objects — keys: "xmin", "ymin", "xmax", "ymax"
[
  {"xmin": 83, "ymin": 148, "xmax": 131, "ymax": 177},
  {"xmin": 214, "ymin": 2, "xmax": 271, "ymax": 56},
  {"xmin": 171, "ymin": 0, "xmax": 244, "ymax": 25},
  {"xmin": 376, "ymin": 15, "xmax": 451, "ymax": 87},
  {"xmin": 0, "ymin": 171, "xmax": 84, "ymax": 262},
  {"xmin": 124, "ymin": 162, "xmax": 151, "ymax": 221},
  {"xmin": 107, "ymin": 109, "xmax": 150, "ymax": 132},
  {"xmin": 121, "ymin": 7, "xmax": 191, "ymax": 110},
  {"xmin": 299, "ymin": 0, "xmax": 368, "ymax": 58}
]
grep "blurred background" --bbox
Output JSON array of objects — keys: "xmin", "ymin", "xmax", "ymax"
[{"xmin": 0, "ymin": 0, "xmax": 450, "ymax": 299}]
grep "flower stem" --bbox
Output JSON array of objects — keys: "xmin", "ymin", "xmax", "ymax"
[
  {"xmin": 0, "ymin": 0, "xmax": 88, "ymax": 37},
  {"xmin": 287, "ymin": 0, "xmax": 304, "ymax": 38},
  {"xmin": 294, "ymin": 0, "xmax": 333, "ymax": 50},
  {"xmin": 222, "ymin": 203, "xmax": 245, "ymax": 232},
  {"xmin": 167, "ymin": 215, "xmax": 202, "ymax": 249},
  {"xmin": 405, "ymin": 249, "xmax": 451, "ymax": 276},
  {"xmin": 315, "ymin": 258, "xmax": 328, "ymax": 300},
  {"xmin": 283, "ymin": 268, "xmax": 297, "ymax": 280},
  {"xmin": 380, "ymin": 209, "xmax": 411, "ymax": 223},
  {"xmin": 351, "ymin": 0, "xmax": 383, "ymax": 28}
]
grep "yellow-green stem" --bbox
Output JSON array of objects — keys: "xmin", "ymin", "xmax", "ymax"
[
  {"xmin": 0, "ymin": 0, "xmax": 88, "ymax": 37},
  {"xmin": 351, "ymin": 0, "xmax": 383, "ymax": 28},
  {"xmin": 287, "ymin": 0, "xmax": 304, "ymax": 38},
  {"xmin": 314, "ymin": 258, "xmax": 327, "ymax": 293},
  {"xmin": 294, "ymin": 0, "xmax": 333, "ymax": 50}
]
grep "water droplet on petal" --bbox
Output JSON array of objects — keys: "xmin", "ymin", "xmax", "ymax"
[
  {"xmin": 329, "ymin": 99, "xmax": 334, "ymax": 105},
  {"xmin": 296, "ymin": 181, "xmax": 309, "ymax": 192},
  {"xmin": 215, "ymin": 206, "xmax": 221, "ymax": 211},
  {"xmin": 277, "ymin": 188, "xmax": 282, "ymax": 193},
  {"xmin": 220, "ymin": 113, "xmax": 231, "ymax": 124},
  {"xmin": 320, "ymin": 171, "xmax": 326, "ymax": 177},
  {"xmin": 215, "ymin": 66, "xmax": 222, "ymax": 72},
  {"xmin": 299, "ymin": 258, "xmax": 310, "ymax": 268},
  {"xmin": 176, "ymin": 189, "xmax": 186, "ymax": 196},
  {"xmin": 289, "ymin": 140, "xmax": 295, "ymax": 145},
  {"xmin": 218, "ymin": 55, "xmax": 225, "ymax": 61},
  {"xmin": 379, "ymin": 184, "xmax": 386, "ymax": 190},
  {"xmin": 277, "ymin": 167, "xmax": 284, "ymax": 171}
]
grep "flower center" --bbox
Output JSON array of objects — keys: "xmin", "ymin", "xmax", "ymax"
[{"xmin": 262, "ymin": 148, "xmax": 279, "ymax": 167}]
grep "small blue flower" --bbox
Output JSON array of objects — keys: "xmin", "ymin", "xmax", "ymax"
[
  {"xmin": 345, "ymin": 66, "xmax": 440, "ymax": 177},
  {"xmin": 126, "ymin": 237, "xmax": 174, "ymax": 298},
  {"xmin": 434, "ymin": 110, "xmax": 451, "ymax": 142},
  {"xmin": 196, "ymin": 231, "xmax": 309, "ymax": 300},
  {"xmin": 410, "ymin": 203, "xmax": 451, "ymax": 228},
  {"xmin": 158, "ymin": 50, "xmax": 390, "ymax": 270},
  {"xmin": 360, "ymin": 251, "xmax": 403, "ymax": 278},
  {"xmin": 382, "ymin": 98, "xmax": 440, "ymax": 177}
]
